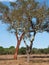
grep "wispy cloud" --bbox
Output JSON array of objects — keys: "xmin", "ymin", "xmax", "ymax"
[{"xmin": 0, "ymin": 0, "xmax": 16, "ymax": 2}]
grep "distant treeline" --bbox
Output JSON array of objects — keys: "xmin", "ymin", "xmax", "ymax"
[{"xmin": 0, "ymin": 46, "xmax": 49, "ymax": 55}]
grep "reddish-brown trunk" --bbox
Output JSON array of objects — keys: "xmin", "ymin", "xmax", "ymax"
[
  {"xmin": 14, "ymin": 32, "xmax": 24, "ymax": 59},
  {"xmin": 14, "ymin": 40, "xmax": 20, "ymax": 59}
]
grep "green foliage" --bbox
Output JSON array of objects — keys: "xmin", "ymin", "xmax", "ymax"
[
  {"xmin": 9, "ymin": 46, "xmax": 15, "ymax": 49},
  {"xmin": 0, "ymin": 0, "xmax": 49, "ymax": 33},
  {"xmin": 9, "ymin": 46, "xmax": 15, "ymax": 54},
  {"xmin": 0, "ymin": 46, "xmax": 4, "ymax": 55},
  {"xmin": 32, "ymin": 48, "xmax": 39, "ymax": 54},
  {"xmin": 32, "ymin": 48, "xmax": 49, "ymax": 54},
  {"xmin": 0, "ymin": 46, "xmax": 15, "ymax": 55},
  {"xmin": 0, "ymin": 2, "xmax": 9, "ymax": 13},
  {"xmin": 18, "ymin": 47, "xmax": 26, "ymax": 54},
  {"xmin": 0, "ymin": 46, "xmax": 49, "ymax": 55},
  {"xmin": 4, "ymin": 48, "xmax": 9, "ymax": 54}
]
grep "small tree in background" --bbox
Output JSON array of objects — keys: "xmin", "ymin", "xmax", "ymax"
[
  {"xmin": 9, "ymin": 46, "xmax": 15, "ymax": 54},
  {"xmin": 0, "ymin": 0, "xmax": 49, "ymax": 61},
  {"xmin": 0, "ymin": 46, "xmax": 4, "ymax": 55},
  {"xmin": 18, "ymin": 47, "xmax": 26, "ymax": 54}
]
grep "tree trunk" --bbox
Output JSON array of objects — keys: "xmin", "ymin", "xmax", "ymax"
[
  {"xmin": 27, "ymin": 51, "xmax": 30, "ymax": 62},
  {"xmin": 14, "ymin": 40, "xmax": 20, "ymax": 59},
  {"xmin": 14, "ymin": 32, "xmax": 24, "ymax": 59}
]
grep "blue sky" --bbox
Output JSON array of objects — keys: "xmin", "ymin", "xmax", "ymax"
[
  {"xmin": 0, "ymin": 0, "xmax": 16, "ymax": 2},
  {"xmin": 0, "ymin": 0, "xmax": 49, "ymax": 48}
]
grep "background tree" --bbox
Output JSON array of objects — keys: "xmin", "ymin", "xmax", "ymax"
[
  {"xmin": 9, "ymin": 46, "xmax": 15, "ymax": 54},
  {"xmin": 0, "ymin": 0, "xmax": 49, "ymax": 60},
  {"xmin": 18, "ymin": 47, "xmax": 26, "ymax": 54},
  {"xmin": 4, "ymin": 48, "xmax": 9, "ymax": 55},
  {"xmin": 0, "ymin": 46, "xmax": 4, "ymax": 55}
]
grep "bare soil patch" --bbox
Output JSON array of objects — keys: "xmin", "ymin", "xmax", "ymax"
[{"xmin": 0, "ymin": 54, "xmax": 49, "ymax": 65}]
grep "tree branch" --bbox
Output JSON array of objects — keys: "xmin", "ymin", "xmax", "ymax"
[
  {"xmin": 16, "ymin": 33, "xmax": 18, "ymax": 40},
  {"xmin": 20, "ymin": 32, "xmax": 25, "ymax": 41}
]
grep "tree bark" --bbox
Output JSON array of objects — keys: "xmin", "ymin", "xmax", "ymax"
[{"xmin": 14, "ymin": 32, "xmax": 25, "ymax": 59}]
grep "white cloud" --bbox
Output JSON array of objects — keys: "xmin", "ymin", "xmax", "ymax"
[{"xmin": 0, "ymin": 0, "xmax": 16, "ymax": 2}]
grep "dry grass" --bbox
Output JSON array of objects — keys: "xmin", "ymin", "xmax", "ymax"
[{"xmin": 0, "ymin": 54, "xmax": 49, "ymax": 65}]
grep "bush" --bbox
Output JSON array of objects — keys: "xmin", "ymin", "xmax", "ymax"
[
  {"xmin": 18, "ymin": 47, "xmax": 26, "ymax": 54},
  {"xmin": 9, "ymin": 46, "xmax": 15, "ymax": 54},
  {"xmin": 0, "ymin": 46, "xmax": 4, "ymax": 55},
  {"xmin": 0, "ymin": 46, "xmax": 49, "ymax": 55}
]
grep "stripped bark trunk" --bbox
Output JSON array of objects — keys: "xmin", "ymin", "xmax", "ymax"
[
  {"xmin": 24, "ymin": 31, "xmax": 36, "ymax": 62},
  {"xmin": 27, "ymin": 50, "xmax": 30, "ymax": 62},
  {"xmin": 14, "ymin": 32, "xmax": 25, "ymax": 59}
]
